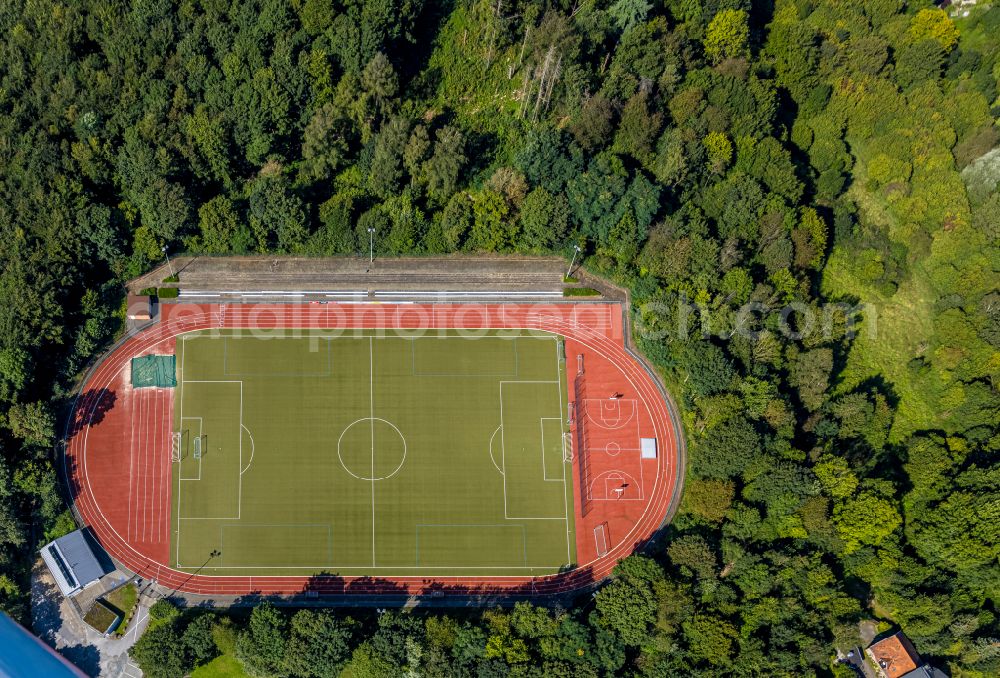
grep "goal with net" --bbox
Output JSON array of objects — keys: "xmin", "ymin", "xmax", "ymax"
[{"xmin": 171, "ymin": 432, "xmax": 182, "ymax": 462}]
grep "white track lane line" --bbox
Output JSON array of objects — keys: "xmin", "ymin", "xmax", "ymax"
[{"xmin": 128, "ymin": 386, "xmax": 137, "ymax": 541}]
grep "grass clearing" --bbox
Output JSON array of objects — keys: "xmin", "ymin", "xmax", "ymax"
[
  {"xmin": 822, "ymin": 247, "xmax": 941, "ymax": 440},
  {"xmin": 171, "ymin": 329, "xmax": 575, "ymax": 576},
  {"xmin": 103, "ymin": 582, "xmax": 138, "ymax": 636},
  {"xmin": 83, "ymin": 600, "xmax": 120, "ymax": 634},
  {"xmin": 191, "ymin": 654, "xmax": 248, "ymax": 678}
]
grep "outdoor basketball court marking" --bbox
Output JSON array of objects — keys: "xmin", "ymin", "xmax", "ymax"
[
  {"xmin": 170, "ymin": 329, "xmax": 575, "ymax": 574},
  {"xmin": 578, "ymin": 395, "xmax": 646, "ymax": 502},
  {"xmin": 588, "ymin": 470, "xmax": 643, "ymax": 501},
  {"xmin": 585, "ymin": 398, "xmax": 638, "ymax": 430}
]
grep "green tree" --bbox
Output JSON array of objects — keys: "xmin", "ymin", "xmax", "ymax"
[
  {"xmin": 149, "ymin": 599, "xmax": 180, "ymax": 624},
  {"xmin": 437, "ymin": 192, "xmax": 474, "ymax": 251},
  {"xmin": 692, "ymin": 415, "xmax": 762, "ymax": 480},
  {"xmin": 183, "ymin": 614, "xmax": 219, "ymax": 667},
  {"xmin": 668, "ymin": 535, "xmax": 717, "ymax": 580},
  {"xmin": 5, "ymin": 401, "xmax": 55, "ymax": 447},
  {"xmin": 682, "ymin": 615, "xmax": 738, "ymax": 666},
  {"xmin": 833, "ymin": 492, "xmax": 902, "ymax": 553},
  {"xmin": 237, "ymin": 602, "xmax": 288, "ymax": 677},
  {"xmin": 594, "ymin": 556, "xmax": 664, "ymax": 646},
  {"xmin": 185, "ymin": 105, "xmax": 232, "ymax": 186},
  {"xmin": 301, "ymin": 103, "xmax": 349, "ymax": 182},
  {"xmin": 703, "ymin": 131, "xmax": 732, "ymax": 173},
  {"xmin": 788, "ymin": 348, "xmax": 833, "ymax": 411},
  {"xmin": 906, "ymin": 8, "xmax": 959, "ymax": 50},
  {"xmin": 248, "ymin": 177, "xmax": 309, "ymax": 253},
  {"xmin": 813, "ymin": 455, "xmax": 859, "ymax": 500},
  {"xmin": 520, "ymin": 187, "xmax": 570, "ymax": 250},
  {"xmin": 0, "ymin": 347, "xmax": 31, "ymax": 403},
  {"xmin": 424, "ymin": 126, "xmax": 465, "ymax": 203},
  {"xmin": 0, "ymin": 458, "xmax": 26, "ymax": 548},
  {"xmin": 570, "ymin": 95, "xmax": 615, "ymax": 152},
  {"xmin": 282, "ymin": 610, "xmax": 356, "ymax": 677},
  {"xmin": 609, "ymin": 0, "xmax": 652, "ymax": 34},
  {"xmin": 368, "ymin": 116, "xmax": 410, "ymax": 197},
  {"xmin": 681, "ymin": 478, "xmax": 735, "ymax": 522},
  {"xmin": 130, "ymin": 621, "xmax": 187, "ymax": 678},
  {"xmin": 613, "ymin": 92, "xmax": 662, "ymax": 163},
  {"xmin": 469, "ymin": 191, "xmax": 517, "ymax": 251},
  {"xmin": 195, "ymin": 195, "xmax": 250, "ymax": 254},
  {"xmin": 704, "ymin": 9, "xmax": 750, "ymax": 64}
]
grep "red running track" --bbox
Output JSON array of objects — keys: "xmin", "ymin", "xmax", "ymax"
[{"xmin": 64, "ymin": 302, "xmax": 680, "ymax": 597}]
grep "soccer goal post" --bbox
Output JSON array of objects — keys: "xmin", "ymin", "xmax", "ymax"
[
  {"xmin": 594, "ymin": 523, "xmax": 609, "ymax": 558},
  {"xmin": 171, "ymin": 432, "xmax": 182, "ymax": 462},
  {"xmin": 562, "ymin": 432, "xmax": 574, "ymax": 462},
  {"xmin": 193, "ymin": 435, "xmax": 202, "ymax": 460}
]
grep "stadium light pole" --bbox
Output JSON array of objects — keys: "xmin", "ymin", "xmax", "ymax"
[
  {"xmin": 367, "ymin": 227, "xmax": 376, "ymax": 272},
  {"xmin": 566, "ymin": 244, "xmax": 581, "ymax": 279},
  {"xmin": 162, "ymin": 245, "xmax": 174, "ymax": 278}
]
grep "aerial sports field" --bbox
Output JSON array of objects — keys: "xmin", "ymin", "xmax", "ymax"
[
  {"xmin": 172, "ymin": 329, "xmax": 574, "ymax": 576},
  {"xmin": 64, "ymin": 302, "xmax": 681, "ymax": 596}
]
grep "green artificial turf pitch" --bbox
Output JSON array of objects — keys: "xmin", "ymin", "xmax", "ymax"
[{"xmin": 171, "ymin": 329, "xmax": 576, "ymax": 576}]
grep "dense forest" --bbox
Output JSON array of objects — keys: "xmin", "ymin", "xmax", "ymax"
[{"xmin": 0, "ymin": 0, "xmax": 998, "ymax": 675}]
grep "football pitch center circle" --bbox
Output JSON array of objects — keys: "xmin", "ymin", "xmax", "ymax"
[{"xmin": 337, "ymin": 417, "xmax": 408, "ymax": 481}]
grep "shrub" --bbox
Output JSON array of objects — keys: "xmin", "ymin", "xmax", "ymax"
[
  {"xmin": 212, "ymin": 618, "xmax": 238, "ymax": 655},
  {"xmin": 149, "ymin": 599, "xmax": 180, "ymax": 623}
]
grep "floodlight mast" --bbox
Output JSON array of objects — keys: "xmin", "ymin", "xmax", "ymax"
[
  {"xmin": 162, "ymin": 245, "xmax": 174, "ymax": 278},
  {"xmin": 566, "ymin": 244, "xmax": 581, "ymax": 279}
]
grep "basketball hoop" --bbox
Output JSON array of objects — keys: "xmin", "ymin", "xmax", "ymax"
[{"xmin": 614, "ymin": 488, "xmax": 624, "ymax": 499}]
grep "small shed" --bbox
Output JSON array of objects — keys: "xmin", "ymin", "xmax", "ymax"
[
  {"xmin": 40, "ymin": 530, "xmax": 107, "ymax": 598},
  {"xmin": 126, "ymin": 293, "xmax": 152, "ymax": 321}
]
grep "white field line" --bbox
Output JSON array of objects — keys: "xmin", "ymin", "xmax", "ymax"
[
  {"xmin": 555, "ymin": 338, "xmax": 571, "ymax": 564},
  {"xmin": 369, "ymin": 337, "xmax": 376, "ymax": 567},
  {"xmin": 240, "ymin": 425, "xmax": 255, "ymax": 475},
  {"xmin": 499, "ymin": 382, "xmax": 508, "ymax": 519},
  {"xmin": 539, "ymin": 418, "xmax": 565, "ymax": 482},
  {"xmin": 488, "ymin": 426, "xmax": 504, "ymax": 475}
]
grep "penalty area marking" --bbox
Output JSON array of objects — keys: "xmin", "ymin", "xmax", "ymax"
[
  {"xmin": 489, "ymin": 425, "xmax": 504, "ymax": 475},
  {"xmin": 174, "ymin": 380, "xmax": 244, "ymax": 565},
  {"xmin": 240, "ymin": 424, "xmax": 255, "ymax": 475}
]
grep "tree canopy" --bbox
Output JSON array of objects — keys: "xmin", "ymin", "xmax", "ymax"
[{"xmin": 0, "ymin": 0, "xmax": 996, "ymax": 675}]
